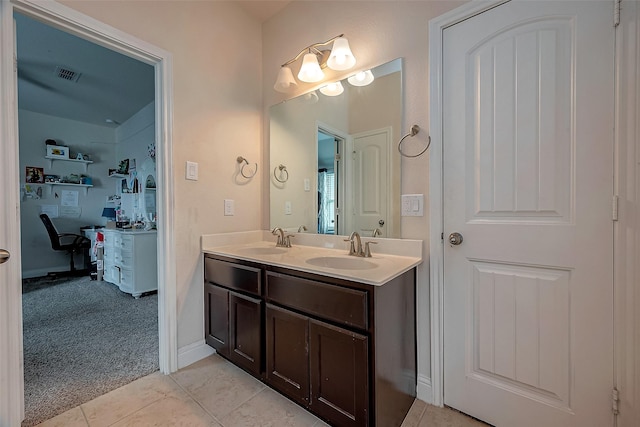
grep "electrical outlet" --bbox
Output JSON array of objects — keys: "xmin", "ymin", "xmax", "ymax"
[
  {"xmin": 285, "ymin": 201, "xmax": 292, "ymax": 215},
  {"xmin": 304, "ymin": 178, "xmax": 311, "ymax": 192},
  {"xmin": 224, "ymin": 199, "xmax": 234, "ymax": 216}
]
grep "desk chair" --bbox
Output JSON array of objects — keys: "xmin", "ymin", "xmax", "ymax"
[{"xmin": 39, "ymin": 213, "xmax": 91, "ymax": 275}]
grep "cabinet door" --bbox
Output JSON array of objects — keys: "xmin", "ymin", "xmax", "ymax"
[
  {"xmin": 228, "ymin": 291, "xmax": 262, "ymax": 376},
  {"xmin": 309, "ymin": 319, "xmax": 369, "ymax": 427},
  {"xmin": 204, "ymin": 283, "xmax": 229, "ymax": 356},
  {"xmin": 265, "ymin": 304, "xmax": 309, "ymax": 406}
]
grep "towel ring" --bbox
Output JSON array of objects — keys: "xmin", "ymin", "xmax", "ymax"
[
  {"xmin": 236, "ymin": 156, "xmax": 257, "ymax": 178},
  {"xmin": 273, "ymin": 164, "xmax": 289, "ymax": 183},
  {"xmin": 398, "ymin": 125, "xmax": 430, "ymax": 158}
]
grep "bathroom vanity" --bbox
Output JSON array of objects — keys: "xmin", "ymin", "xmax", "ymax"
[{"xmin": 202, "ymin": 231, "xmax": 421, "ymax": 427}]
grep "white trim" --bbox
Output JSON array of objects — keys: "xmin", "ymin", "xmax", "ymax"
[
  {"xmin": 428, "ymin": 0, "xmax": 509, "ymax": 408},
  {"xmin": 177, "ymin": 340, "xmax": 216, "ymax": 370},
  {"xmin": 0, "ymin": 2, "xmax": 25, "ymax": 423},
  {"xmin": 614, "ymin": 1, "xmax": 640, "ymax": 426},
  {"xmin": 416, "ymin": 374, "xmax": 433, "ymax": 405},
  {"xmin": 3, "ymin": 2, "xmax": 178, "ymax": 422}
]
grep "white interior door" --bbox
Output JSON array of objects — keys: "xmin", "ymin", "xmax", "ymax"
[
  {"xmin": 0, "ymin": 7, "xmax": 25, "ymax": 425},
  {"xmin": 443, "ymin": 1, "xmax": 615, "ymax": 426},
  {"xmin": 351, "ymin": 127, "xmax": 390, "ymax": 237}
]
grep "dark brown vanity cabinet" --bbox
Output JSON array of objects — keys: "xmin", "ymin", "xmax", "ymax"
[
  {"xmin": 204, "ymin": 257, "xmax": 262, "ymax": 376},
  {"xmin": 204, "ymin": 253, "xmax": 416, "ymax": 427}
]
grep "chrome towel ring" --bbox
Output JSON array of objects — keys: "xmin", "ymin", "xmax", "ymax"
[
  {"xmin": 398, "ymin": 124, "xmax": 430, "ymax": 158},
  {"xmin": 273, "ymin": 164, "xmax": 289, "ymax": 183},
  {"xmin": 236, "ymin": 156, "xmax": 257, "ymax": 178}
]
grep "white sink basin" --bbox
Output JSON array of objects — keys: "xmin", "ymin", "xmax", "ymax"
[
  {"xmin": 237, "ymin": 247, "xmax": 288, "ymax": 256},
  {"xmin": 305, "ymin": 256, "xmax": 378, "ymax": 270}
]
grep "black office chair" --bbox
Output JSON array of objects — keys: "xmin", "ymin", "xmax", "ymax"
[{"xmin": 39, "ymin": 213, "xmax": 91, "ymax": 275}]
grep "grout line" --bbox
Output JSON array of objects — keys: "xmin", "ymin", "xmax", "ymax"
[{"xmin": 167, "ymin": 370, "xmax": 225, "ymax": 425}]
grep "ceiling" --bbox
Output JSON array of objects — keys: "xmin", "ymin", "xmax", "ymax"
[
  {"xmin": 15, "ymin": 13, "xmax": 155, "ymax": 128},
  {"xmin": 14, "ymin": 2, "xmax": 290, "ymax": 129}
]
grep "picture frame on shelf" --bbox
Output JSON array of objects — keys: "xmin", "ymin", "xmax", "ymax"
[
  {"xmin": 25, "ymin": 166, "xmax": 44, "ymax": 183},
  {"xmin": 46, "ymin": 145, "xmax": 69, "ymax": 159}
]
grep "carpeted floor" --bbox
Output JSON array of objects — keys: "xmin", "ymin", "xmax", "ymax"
[{"xmin": 21, "ymin": 275, "xmax": 159, "ymax": 426}]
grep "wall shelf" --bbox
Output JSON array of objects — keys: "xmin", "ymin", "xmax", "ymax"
[
  {"xmin": 109, "ymin": 173, "xmax": 128, "ymax": 178},
  {"xmin": 44, "ymin": 182, "xmax": 93, "ymax": 195},
  {"xmin": 45, "ymin": 156, "xmax": 93, "ymax": 172}
]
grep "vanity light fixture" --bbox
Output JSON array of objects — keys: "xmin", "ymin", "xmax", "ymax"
[
  {"xmin": 273, "ymin": 34, "xmax": 356, "ymax": 93},
  {"xmin": 319, "ymin": 81, "xmax": 344, "ymax": 97},
  {"xmin": 347, "ymin": 69, "xmax": 375, "ymax": 87}
]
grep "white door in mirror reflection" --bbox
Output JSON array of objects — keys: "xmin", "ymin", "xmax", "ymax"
[{"xmin": 352, "ymin": 127, "xmax": 390, "ymax": 238}]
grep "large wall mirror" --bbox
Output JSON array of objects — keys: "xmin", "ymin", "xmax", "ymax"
[{"xmin": 270, "ymin": 58, "xmax": 402, "ymax": 238}]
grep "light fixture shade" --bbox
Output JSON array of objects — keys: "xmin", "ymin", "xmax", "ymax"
[
  {"xmin": 319, "ymin": 81, "xmax": 344, "ymax": 97},
  {"xmin": 298, "ymin": 52, "xmax": 324, "ymax": 82},
  {"xmin": 347, "ymin": 70, "xmax": 375, "ymax": 87},
  {"xmin": 327, "ymin": 37, "xmax": 356, "ymax": 71},
  {"xmin": 274, "ymin": 66, "xmax": 297, "ymax": 92},
  {"xmin": 302, "ymin": 91, "xmax": 319, "ymax": 104}
]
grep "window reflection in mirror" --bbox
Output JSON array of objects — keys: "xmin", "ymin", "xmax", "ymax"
[{"xmin": 270, "ymin": 58, "xmax": 402, "ymax": 237}]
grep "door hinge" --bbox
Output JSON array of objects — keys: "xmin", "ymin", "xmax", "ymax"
[
  {"xmin": 612, "ymin": 195, "xmax": 619, "ymax": 221},
  {"xmin": 612, "ymin": 387, "xmax": 620, "ymax": 415},
  {"xmin": 441, "ymin": 232, "xmax": 444, "ymax": 241},
  {"xmin": 614, "ymin": 0, "xmax": 621, "ymax": 27},
  {"xmin": 335, "ymin": 153, "xmax": 341, "ymax": 161}
]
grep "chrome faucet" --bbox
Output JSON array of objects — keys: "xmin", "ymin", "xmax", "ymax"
[
  {"xmin": 372, "ymin": 228, "xmax": 382, "ymax": 237},
  {"xmin": 298, "ymin": 225, "xmax": 308, "ymax": 232},
  {"xmin": 272, "ymin": 227, "xmax": 293, "ymax": 248}
]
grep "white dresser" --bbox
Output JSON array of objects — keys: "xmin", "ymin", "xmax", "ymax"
[{"xmin": 103, "ymin": 229, "xmax": 157, "ymax": 298}]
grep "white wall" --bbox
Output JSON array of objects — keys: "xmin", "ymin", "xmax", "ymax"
[
  {"xmin": 18, "ymin": 109, "xmax": 116, "ymax": 277},
  {"xmin": 60, "ymin": 0, "xmax": 264, "ymax": 350},
  {"xmin": 262, "ymin": 1, "xmax": 466, "ymax": 396}
]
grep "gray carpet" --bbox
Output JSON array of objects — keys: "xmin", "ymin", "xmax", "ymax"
[{"xmin": 21, "ymin": 275, "xmax": 159, "ymax": 426}]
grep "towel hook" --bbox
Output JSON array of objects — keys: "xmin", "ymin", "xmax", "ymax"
[
  {"xmin": 236, "ymin": 156, "xmax": 257, "ymax": 178},
  {"xmin": 273, "ymin": 164, "xmax": 289, "ymax": 183},
  {"xmin": 398, "ymin": 124, "xmax": 430, "ymax": 158}
]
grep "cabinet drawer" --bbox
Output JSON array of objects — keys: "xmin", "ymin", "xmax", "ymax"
[
  {"xmin": 120, "ymin": 234, "xmax": 134, "ymax": 250},
  {"xmin": 119, "ymin": 250, "xmax": 134, "ymax": 268},
  {"xmin": 204, "ymin": 257, "xmax": 261, "ymax": 296},
  {"xmin": 266, "ymin": 272, "xmax": 368, "ymax": 330}
]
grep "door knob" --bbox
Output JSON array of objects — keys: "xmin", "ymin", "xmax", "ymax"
[
  {"xmin": 378, "ymin": 220, "xmax": 385, "ymax": 226},
  {"xmin": 0, "ymin": 249, "xmax": 10, "ymax": 264},
  {"xmin": 448, "ymin": 232, "xmax": 463, "ymax": 245}
]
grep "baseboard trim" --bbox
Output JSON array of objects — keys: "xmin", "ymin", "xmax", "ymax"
[
  {"xmin": 177, "ymin": 340, "xmax": 215, "ymax": 369},
  {"xmin": 22, "ymin": 268, "xmax": 63, "ymax": 279},
  {"xmin": 417, "ymin": 374, "xmax": 433, "ymax": 405}
]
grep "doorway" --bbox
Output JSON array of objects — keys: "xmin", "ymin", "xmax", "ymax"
[
  {"xmin": 317, "ymin": 128, "xmax": 344, "ymax": 235},
  {"xmin": 431, "ymin": 1, "xmax": 615, "ymax": 426},
  {"xmin": 0, "ymin": 1, "xmax": 176, "ymax": 424}
]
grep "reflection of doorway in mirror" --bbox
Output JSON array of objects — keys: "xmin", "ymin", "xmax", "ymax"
[{"xmin": 317, "ymin": 128, "xmax": 346, "ymax": 235}]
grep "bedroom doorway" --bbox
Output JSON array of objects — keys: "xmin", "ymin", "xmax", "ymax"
[{"xmin": 0, "ymin": 1, "xmax": 176, "ymax": 424}]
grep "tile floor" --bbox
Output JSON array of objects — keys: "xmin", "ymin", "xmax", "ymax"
[{"xmin": 36, "ymin": 354, "xmax": 486, "ymax": 427}]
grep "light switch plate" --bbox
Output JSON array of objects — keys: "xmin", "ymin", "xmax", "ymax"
[
  {"xmin": 186, "ymin": 161, "xmax": 198, "ymax": 181},
  {"xmin": 304, "ymin": 178, "xmax": 311, "ymax": 192},
  {"xmin": 401, "ymin": 194, "xmax": 424, "ymax": 216},
  {"xmin": 285, "ymin": 201, "xmax": 292, "ymax": 215},
  {"xmin": 224, "ymin": 199, "xmax": 234, "ymax": 216}
]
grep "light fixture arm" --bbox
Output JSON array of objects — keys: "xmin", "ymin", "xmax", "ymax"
[{"xmin": 280, "ymin": 34, "xmax": 345, "ymax": 67}]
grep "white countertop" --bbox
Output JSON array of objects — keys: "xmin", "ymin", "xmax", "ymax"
[{"xmin": 201, "ymin": 231, "xmax": 422, "ymax": 286}]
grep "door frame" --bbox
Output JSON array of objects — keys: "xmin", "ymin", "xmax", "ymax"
[
  {"xmin": 428, "ymin": 2, "xmax": 638, "ymax": 426},
  {"xmin": 1, "ymin": 0, "xmax": 177, "ymax": 421}
]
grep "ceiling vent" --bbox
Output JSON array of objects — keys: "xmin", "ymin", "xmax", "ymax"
[{"xmin": 54, "ymin": 66, "xmax": 81, "ymax": 83}]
